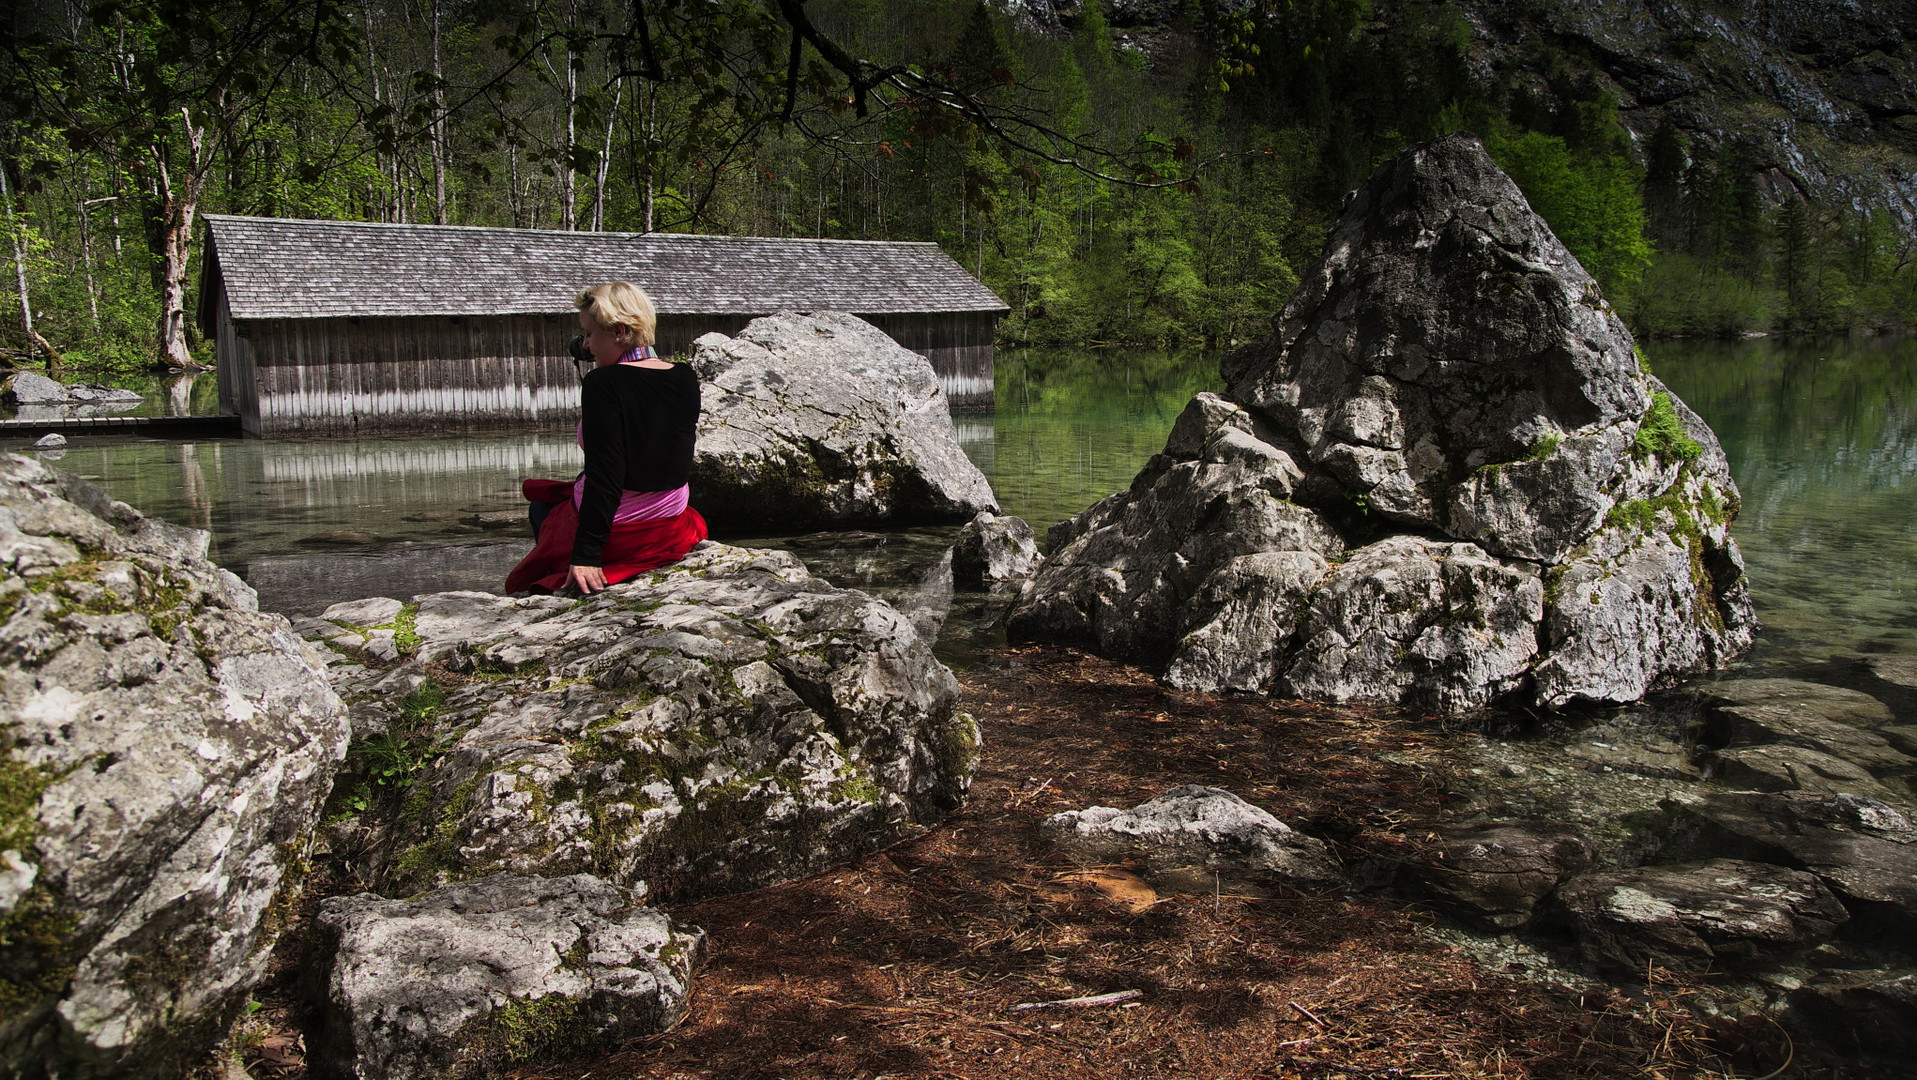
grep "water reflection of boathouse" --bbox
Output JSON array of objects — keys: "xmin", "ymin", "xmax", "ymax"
[{"xmin": 198, "ymin": 215, "xmax": 1007, "ymax": 436}]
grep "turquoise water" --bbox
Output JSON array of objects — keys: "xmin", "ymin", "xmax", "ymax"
[
  {"xmin": 1651, "ymin": 336, "xmax": 1917, "ymax": 674},
  {"xmin": 13, "ymin": 339, "xmax": 1914, "ymax": 681}
]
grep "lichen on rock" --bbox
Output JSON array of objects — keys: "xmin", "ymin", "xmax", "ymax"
[
  {"xmin": 0, "ymin": 452, "xmax": 349, "ymax": 1078},
  {"xmin": 307, "ymin": 542, "xmax": 980, "ymax": 903}
]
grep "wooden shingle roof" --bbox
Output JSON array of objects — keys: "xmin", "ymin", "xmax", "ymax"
[{"xmin": 202, "ymin": 215, "xmax": 1008, "ymax": 320}]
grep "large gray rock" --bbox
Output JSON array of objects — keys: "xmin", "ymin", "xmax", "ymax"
[
  {"xmin": 1010, "ymin": 134, "xmax": 1755, "ymax": 713},
  {"xmin": 1402, "ymin": 821, "xmax": 1595, "ymax": 931},
  {"xmin": 0, "ymin": 454, "xmax": 350, "ymax": 1077},
  {"xmin": 303, "ymin": 873, "xmax": 700, "ymax": 1080},
  {"xmin": 951, "ymin": 511, "xmax": 1042, "ymax": 586},
  {"xmin": 2, "ymin": 372, "xmax": 68, "ymax": 405},
  {"xmin": 308, "ymin": 542, "xmax": 980, "ymax": 902},
  {"xmin": 1554, "ymin": 858, "xmax": 1849, "ymax": 973},
  {"xmin": 688, "ymin": 312, "xmax": 998, "ymax": 528},
  {"xmin": 3, "ymin": 373, "xmax": 142, "ymax": 417},
  {"xmin": 1041, "ymin": 785, "xmax": 1343, "ymax": 895}
]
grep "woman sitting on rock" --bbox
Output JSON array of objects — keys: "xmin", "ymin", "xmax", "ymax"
[{"xmin": 506, "ymin": 281, "xmax": 706, "ymax": 594}]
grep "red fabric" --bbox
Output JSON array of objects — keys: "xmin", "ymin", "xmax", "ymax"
[{"xmin": 506, "ymin": 477, "xmax": 707, "ymax": 594}]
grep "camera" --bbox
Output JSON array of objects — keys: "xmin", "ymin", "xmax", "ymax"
[{"xmin": 568, "ymin": 334, "xmax": 592, "ymax": 378}]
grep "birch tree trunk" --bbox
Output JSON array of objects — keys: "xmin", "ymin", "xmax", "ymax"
[
  {"xmin": 593, "ymin": 77, "xmax": 621, "ymax": 231},
  {"xmin": 0, "ymin": 166, "xmax": 63, "ymax": 372},
  {"xmin": 560, "ymin": 24, "xmax": 578, "ymax": 230},
  {"xmin": 431, "ymin": 0, "xmax": 448, "ymax": 225},
  {"xmin": 154, "ymin": 107, "xmax": 208, "ymax": 370}
]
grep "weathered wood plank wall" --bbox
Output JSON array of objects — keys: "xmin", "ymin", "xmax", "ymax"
[{"xmin": 222, "ymin": 309, "xmax": 995, "ymax": 436}]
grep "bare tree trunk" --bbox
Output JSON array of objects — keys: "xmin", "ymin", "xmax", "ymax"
[
  {"xmin": 431, "ymin": 0, "xmax": 448, "ymax": 224},
  {"xmin": 154, "ymin": 107, "xmax": 208, "ymax": 370},
  {"xmin": 560, "ymin": 20, "xmax": 578, "ymax": 230},
  {"xmin": 0, "ymin": 166, "xmax": 63, "ymax": 372},
  {"xmin": 593, "ymin": 77, "xmax": 621, "ymax": 231},
  {"xmin": 642, "ymin": 86, "xmax": 656, "ymax": 232}
]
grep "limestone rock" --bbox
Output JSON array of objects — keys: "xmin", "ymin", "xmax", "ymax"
[
  {"xmin": 3, "ymin": 372, "xmax": 142, "ymax": 411},
  {"xmin": 1665, "ymin": 792, "xmax": 1917, "ymax": 927},
  {"xmin": 31, "ymin": 434, "xmax": 64, "ymax": 450},
  {"xmin": 689, "ymin": 312, "xmax": 997, "ymax": 528},
  {"xmin": 1827, "ymin": 654, "xmax": 1917, "ymax": 721},
  {"xmin": 1705, "ymin": 744, "xmax": 1907, "ymax": 803},
  {"xmin": 951, "ymin": 511, "xmax": 1042, "ymax": 586},
  {"xmin": 1007, "ymin": 407, "xmax": 1339, "ymax": 676},
  {"xmin": 1041, "ymin": 785, "xmax": 1343, "ymax": 895},
  {"xmin": 0, "ymin": 454, "xmax": 350, "ymax": 1077},
  {"xmin": 1554, "ymin": 858, "xmax": 1849, "ymax": 973},
  {"xmin": 327, "ymin": 542, "xmax": 980, "ymax": 902},
  {"xmin": 1703, "ymin": 700, "xmax": 1911, "ymax": 773},
  {"xmin": 1281, "ymin": 536, "xmax": 1544, "ymax": 714},
  {"xmin": 303, "ymin": 873, "xmax": 700, "ymax": 1080},
  {"xmin": 1702, "ymin": 679, "xmax": 1896, "ymax": 727},
  {"xmin": 1402, "ymin": 821, "xmax": 1595, "ymax": 930},
  {"xmin": 1009, "ymin": 133, "xmax": 1755, "ymax": 713},
  {"xmin": 3, "ymin": 372, "xmax": 67, "ymax": 405}
]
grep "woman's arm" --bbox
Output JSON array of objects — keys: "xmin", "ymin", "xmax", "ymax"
[{"xmin": 571, "ymin": 373, "xmax": 628, "ymax": 587}]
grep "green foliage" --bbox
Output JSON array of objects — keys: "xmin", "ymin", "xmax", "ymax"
[
  {"xmin": 1484, "ymin": 126, "xmax": 1652, "ymax": 301},
  {"xmin": 1633, "ymin": 392, "xmax": 1702, "ymax": 463}
]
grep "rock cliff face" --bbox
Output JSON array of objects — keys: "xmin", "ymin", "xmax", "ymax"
[
  {"xmin": 1009, "ymin": 134, "xmax": 1755, "ymax": 713},
  {"xmin": 1461, "ymin": 0, "xmax": 1917, "ymax": 227},
  {"xmin": 0, "ymin": 455, "xmax": 349, "ymax": 1078}
]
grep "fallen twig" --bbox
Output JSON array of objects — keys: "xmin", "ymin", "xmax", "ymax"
[
  {"xmin": 1277, "ymin": 1057, "xmax": 1405, "ymax": 1078},
  {"xmin": 1290, "ymin": 1000, "xmax": 1328, "ymax": 1029},
  {"xmin": 1008, "ymin": 989, "xmax": 1144, "ymax": 1012}
]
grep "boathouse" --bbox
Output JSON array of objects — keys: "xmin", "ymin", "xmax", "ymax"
[{"xmin": 199, "ymin": 215, "xmax": 1007, "ymax": 436}]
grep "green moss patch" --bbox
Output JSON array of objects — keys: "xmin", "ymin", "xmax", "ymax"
[{"xmin": 1633, "ymin": 392, "xmax": 1702, "ymax": 463}]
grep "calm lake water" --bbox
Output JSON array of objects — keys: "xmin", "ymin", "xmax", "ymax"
[{"xmin": 13, "ymin": 338, "xmax": 1915, "ymax": 682}]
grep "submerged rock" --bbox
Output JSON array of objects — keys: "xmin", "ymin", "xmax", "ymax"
[
  {"xmin": 1041, "ymin": 785, "xmax": 1343, "ymax": 895},
  {"xmin": 0, "ymin": 454, "xmax": 350, "ymax": 1076},
  {"xmin": 689, "ymin": 312, "xmax": 998, "ymax": 529},
  {"xmin": 1554, "ymin": 858, "xmax": 1849, "ymax": 973},
  {"xmin": 303, "ymin": 873, "xmax": 700, "ymax": 1080},
  {"xmin": 1010, "ymin": 133, "xmax": 1754, "ymax": 713},
  {"xmin": 1401, "ymin": 821, "xmax": 1595, "ymax": 931},
  {"xmin": 309, "ymin": 542, "xmax": 980, "ymax": 902},
  {"xmin": 1663, "ymin": 792, "xmax": 1917, "ymax": 929}
]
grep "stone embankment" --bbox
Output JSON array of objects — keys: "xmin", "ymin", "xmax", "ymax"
[{"xmin": 1010, "ymin": 132, "xmax": 1756, "ymax": 714}]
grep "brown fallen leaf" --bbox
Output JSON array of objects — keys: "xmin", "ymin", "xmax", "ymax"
[{"xmin": 1041, "ymin": 868, "xmax": 1158, "ymax": 913}]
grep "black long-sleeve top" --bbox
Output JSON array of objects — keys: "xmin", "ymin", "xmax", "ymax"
[{"xmin": 572, "ymin": 361, "xmax": 701, "ymax": 567}]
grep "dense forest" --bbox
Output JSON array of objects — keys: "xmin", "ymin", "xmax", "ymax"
[{"xmin": 3, "ymin": 0, "xmax": 1915, "ymax": 376}]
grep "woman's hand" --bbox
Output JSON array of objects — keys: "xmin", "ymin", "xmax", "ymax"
[{"xmin": 567, "ymin": 564, "xmax": 608, "ymax": 593}]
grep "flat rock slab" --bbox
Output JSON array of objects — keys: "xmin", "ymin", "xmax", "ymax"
[
  {"xmin": 1402, "ymin": 821, "xmax": 1595, "ymax": 930},
  {"xmin": 1826, "ymin": 654, "xmax": 1917, "ymax": 721},
  {"xmin": 689, "ymin": 311, "xmax": 997, "ymax": 529},
  {"xmin": 318, "ymin": 542, "xmax": 980, "ymax": 903},
  {"xmin": 1555, "ymin": 858, "xmax": 1849, "ymax": 973},
  {"xmin": 0, "ymin": 454, "xmax": 349, "ymax": 1077},
  {"xmin": 1041, "ymin": 785, "xmax": 1343, "ymax": 895},
  {"xmin": 1706, "ymin": 744, "xmax": 1908, "ymax": 803},
  {"xmin": 1668, "ymin": 792, "xmax": 1917, "ymax": 923},
  {"xmin": 304, "ymin": 873, "xmax": 701, "ymax": 1080},
  {"xmin": 1701, "ymin": 679, "xmax": 1895, "ymax": 727}
]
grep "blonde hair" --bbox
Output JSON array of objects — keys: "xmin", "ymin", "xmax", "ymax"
[{"xmin": 576, "ymin": 281, "xmax": 657, "ymax": 347}]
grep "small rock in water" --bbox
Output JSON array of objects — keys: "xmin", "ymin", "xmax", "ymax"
[
  {"xmin": 467, "ymin": 510, "xmax": 522, "ymax": 528},
  {"xmin": 400, "ymin": 510, "xmax": 463, "ymax": 522},
  {"xmin": 301, "ymin": 530, "xmax": 380, "ymax": 546},
  {"xmin": 786, "ymin": 530, "xmax": 889, "ymax": 550},
  {"xmin": 32, "ymin": 432, "xmax": 66, "ymax": 449}
]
